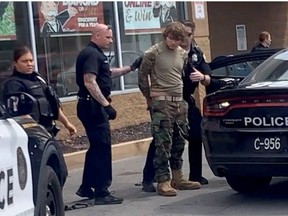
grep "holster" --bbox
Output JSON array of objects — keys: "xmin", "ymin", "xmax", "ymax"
[
  {"xmin": 184, "ymin": 95, "xmax": 196, "ymax": 107},
  {"xmin": 48, "ymin": 124, "xmax": 60, "ymax": 137}
]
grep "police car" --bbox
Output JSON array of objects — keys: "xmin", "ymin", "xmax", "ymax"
[
  {"xmin": 0, "ymin": 93, "xmax": 67, "ymax": 215},
  {"xmin": 202, "ymin": 48, "xmax": 288, "ymax": 193}
]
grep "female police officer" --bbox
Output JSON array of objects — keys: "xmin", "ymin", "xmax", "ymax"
[{"xmin": 2, "ymin": 45, "xmax": 77, "ymax": 136}]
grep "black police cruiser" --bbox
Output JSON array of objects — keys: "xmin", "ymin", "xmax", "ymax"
[
  {"xmin": 0, "ymin": 93, "xmax": 67, "ymax": 215},
  {"xmin": 202, "ymin": 48, "xmax": 287, "ymax": 193}
]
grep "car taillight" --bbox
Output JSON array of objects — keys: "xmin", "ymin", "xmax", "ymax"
[
  {"xmin": 203, "ymin": 98, "xmax": 231, "ymax": 117},
  {"xmin": 203, "ymin": 94, "xmax": 288, "ymax": 117}
]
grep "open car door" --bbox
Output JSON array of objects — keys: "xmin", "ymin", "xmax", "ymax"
[{"xmin": 206, "ymin": 48, "xmax": 282, "ymax": 94}]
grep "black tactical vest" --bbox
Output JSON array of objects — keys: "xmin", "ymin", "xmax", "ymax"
[{"xmin": 5, "ymin": 72, "xmax": 60, "ymax": 128}]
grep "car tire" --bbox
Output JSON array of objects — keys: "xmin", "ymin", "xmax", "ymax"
[
  {"xmin": 36, "ymin": 165, "xmax": 64, "ymax": 216},
  {"xmin": 225, "ymin": 175, "xmax": 272, "ymax": 193}
]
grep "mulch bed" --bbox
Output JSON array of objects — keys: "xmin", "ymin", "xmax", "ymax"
[{"xmin": 58, "ymin": 122, "xmax": 152, "ymax": 154}]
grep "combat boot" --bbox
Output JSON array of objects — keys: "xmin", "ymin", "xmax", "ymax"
[
  {"xmin": 157, "ymin": 180, "xmax": 177, "ymax": 196},
  {"xmin": 171, "ymin": 169, "xmax": 201, "ymax": 190}
]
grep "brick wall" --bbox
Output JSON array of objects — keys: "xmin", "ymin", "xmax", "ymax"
[{"xmin": 207, "ymin": 2, "xmax": 288, "ymax": 59}]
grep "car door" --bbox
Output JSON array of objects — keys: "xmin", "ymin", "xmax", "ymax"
[
  {"xmin": 0, "ymin": 104, "xmax": 34, "ymax": 216},
  {"xmin": 206, "ymin": 49, "xmax": 282, "ymax": 94}
]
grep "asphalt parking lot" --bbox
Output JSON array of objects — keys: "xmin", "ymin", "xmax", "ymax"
[{"xmin": 63, "ymin": 145, "xmax": 288, "ymax": 216}]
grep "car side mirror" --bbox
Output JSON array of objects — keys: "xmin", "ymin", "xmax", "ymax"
[{"xmin": 6, "ymin": 92, "xmax": 40, "ymax": 121}]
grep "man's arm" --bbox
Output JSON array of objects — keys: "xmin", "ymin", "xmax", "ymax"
[
  {"xmin": 110, "ymin": 66, "xmax": 131, "ymax": 78},
  {"xmin": 200, "ymin": 74, "xmax": 211, "ymax": 86},
  {"xmin": 138, "ymin": 52, "xmax": 155, "ymax": 99},
  {"xmin": 110, "ymin": 55, "xmax": 143, "ymax": 78},
  {"xmin": 84, "ymin": 73, "xmax": 109, "ymax": 106}
]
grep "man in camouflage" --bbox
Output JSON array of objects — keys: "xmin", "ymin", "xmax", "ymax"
[{"xmin": 138, "ymin": 22, "xmax": 201, "ymax": 197}]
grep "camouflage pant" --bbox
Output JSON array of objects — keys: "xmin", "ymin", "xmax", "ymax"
[{"xmin": 151, "ymin": 99, "xmax": 189, "ymax": 183}]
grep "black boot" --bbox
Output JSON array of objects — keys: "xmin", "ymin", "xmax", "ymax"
[
  {"xmin": 189, "ymin": 177, "xmax": 209, "ymax": 185},
  {"xmin": 94, "ymin": 195, "xmax": 124, "ymax": 205},
  {"xmin": 76, "ymin": 185, "xmax": 95, "ymax": 199},
  {"xmin": 142, "ymin": 181, "xmax": 156, "ymax": 192}
]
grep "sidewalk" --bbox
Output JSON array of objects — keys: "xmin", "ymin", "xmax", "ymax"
[{"xmin": 64, "ymin": 137, "xmax": 153, "ymax": 171}]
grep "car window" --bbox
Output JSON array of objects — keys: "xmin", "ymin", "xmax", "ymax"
[
  {"xmin": 211, "ymin": 60, "xmax": 265, "ymax": 78},
  {"xmin": 242, "ymin": 49, "xmax": 288, "ymax": 84}
]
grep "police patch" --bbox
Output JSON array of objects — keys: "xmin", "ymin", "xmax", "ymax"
[{"xmin": 192, "ymin": 54, "xmax": 198, "ymax": 62}]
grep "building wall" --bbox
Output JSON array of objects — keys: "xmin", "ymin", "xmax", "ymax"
[{"xmin": 207, "ymin": 2, "xmax": 288, "ymax": 59}]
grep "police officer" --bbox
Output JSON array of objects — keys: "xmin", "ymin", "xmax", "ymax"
[
  {"xmin": 140, "ymin": 20, "xmax": 211, "ymax": 192},
  {"xmin": 2, "ymin": 45, "xmax": 77, "ymax": 137},
  {"xmin": 75, "ymin": 23, "xmax": 142, "ymax": 205},
  {"xmin": 181, "ymin": 20, "xmax": 211, "ymax": 185}
]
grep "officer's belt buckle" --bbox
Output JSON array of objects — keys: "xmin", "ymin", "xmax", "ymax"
[{"xmin": 153, "ymin": 96, "xmax": 183, "ymax": 102}]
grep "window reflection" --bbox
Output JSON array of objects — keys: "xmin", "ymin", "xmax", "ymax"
[
  {"xmin": 29, "ymin": 1, "xmax": 185, "ymax": 98},
  {"xmin": 33, "ymin": 1, "xmax": 116, "ymax": 97}
]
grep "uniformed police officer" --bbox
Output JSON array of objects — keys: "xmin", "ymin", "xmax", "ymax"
[
  {"xmin": 75, "ymin": 23, "xmax": 142, "ymax": 205},
  {"xmin": 2, "ymin": 45, "xmax": 77, "ymax": 137},
  {"xmin": 140, "ymin": 20, "xmax": 211, "ymax": 193},
  {"xmin": 181, "ymin": 20, "xmax": 211, "ymax": 185}
]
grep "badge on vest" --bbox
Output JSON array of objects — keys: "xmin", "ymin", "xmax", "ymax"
[{"xmin": 192, "ymin": 54, "xmax": 198, "ymax": 62}]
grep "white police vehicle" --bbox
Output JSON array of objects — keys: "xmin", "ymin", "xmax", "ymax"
[{"xmin": 0, "ymin": 93, "xmax": 67, "ymax": 216}]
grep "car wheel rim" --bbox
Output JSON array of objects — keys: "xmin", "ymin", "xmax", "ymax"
[{"xmin": 46, "ymin": 184, "xmax": 56, "ymax": 216}]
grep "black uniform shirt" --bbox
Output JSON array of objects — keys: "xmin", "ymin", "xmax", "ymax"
[
  {"xmin": 251, "ymin": 42, "xmax": 268, "ymax": 52},
  {"xmin": 2, "ymin": 69, "xmax": 55, "ymax": 127},
  {"xmin": 76, "ymin": 41, "xmax": 112, "ymax": 98},
  {"xmin": 183, "ymin": 44, "xmax": 212, "ymax": 99},
  {"xmin": 2, "ymin": 70, "xmax": 45, "ymax": 102}
]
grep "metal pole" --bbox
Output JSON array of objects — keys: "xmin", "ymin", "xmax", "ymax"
[
  {"xmin": 113, "ymin": 1, "xmax": 125, "ymax": 92},
  {"xmin": 27, "ymin": 1, "xmax": 38, "ymax": 72}
]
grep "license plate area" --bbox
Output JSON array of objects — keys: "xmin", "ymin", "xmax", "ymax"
[{"xmin": 250, "ymin": 135, "xmax": 287, "ymax": 153}]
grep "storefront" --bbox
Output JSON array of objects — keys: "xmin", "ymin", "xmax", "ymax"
[{"xmin": 0, "ymin": 1, "xmax": 187, "ymax": 99}]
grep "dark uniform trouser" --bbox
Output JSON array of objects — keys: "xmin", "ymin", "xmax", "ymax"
[
  {"xmin": 142, "ymin": 103, "xmax": 203, "ymax": 182},
  {"xmin": 151, "ymin": 100, "xmax": 188, "ymax": 183},
  {"xmin": 143, "ymin": 139, "xmax": 156, "ymax": 183},
  {"xmin": 187, "ymin": 105, "xmax": 203, "ymax": 181},
  {"xmin": 77, "ymin": 99, "xmax": 112, "ymax": 197}
]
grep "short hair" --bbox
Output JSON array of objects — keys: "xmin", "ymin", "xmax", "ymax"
[
  {"xmin": 13, "ymin": 45, "xmax": 32, "ymax": 62},
  {"xmin": 163, "ymin": 21, "xmax": 186, "ymax": 41},
  {"xmin": 180, "ymin": 20, "xmax": 196, "ymax": 33},
  {"xmin": 259, "ymin": 31, "xmax": 270, "ymax": 42}
]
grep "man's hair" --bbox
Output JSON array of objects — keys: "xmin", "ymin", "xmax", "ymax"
[
  {"xmin": 259, "ymin": 31, "xmax": 270, "ymax": 42},
  {"xmin": 162, "ymin": 21, "xmax": 186, "ymax": 41},
  {"xmin": 180, "ymin": 20, "xmax": 196, "ymax": 33}
]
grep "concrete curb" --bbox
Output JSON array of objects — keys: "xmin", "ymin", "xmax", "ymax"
[{"xmin": 64, "ymin": 137, "xmax": 152, "ymax": 171}]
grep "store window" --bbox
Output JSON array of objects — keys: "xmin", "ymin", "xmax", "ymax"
[
  {"xmin": 0, "ymin": 2, "xmax": 31, "ymax": 100},
  {"xmin": 31, "ymin": 1, "xmax": 186, "ymax": 98},
  {"xmin": 115, "ymin": 1, "xmax": 186, "ymax": 90},
  {"xmin": 32, "ymin": 1, "xmax": 117, "ymax": 97}
]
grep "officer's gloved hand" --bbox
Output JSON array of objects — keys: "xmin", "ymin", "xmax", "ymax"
[
  {"xmin": 130, "ymin": 55, "xmax": 143, "ymax": 71},
  {"xmin": 104, "ymin": 104, "xmax": 117, "ymax": 120}
]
